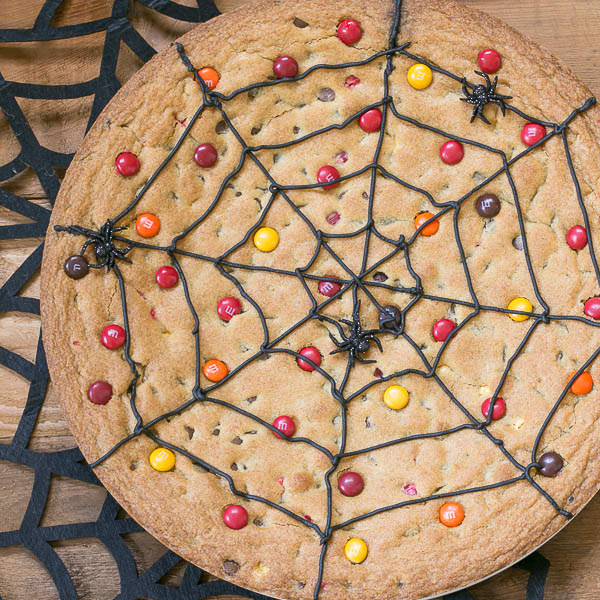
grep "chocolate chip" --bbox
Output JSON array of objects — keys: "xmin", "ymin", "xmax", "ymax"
[
  {"xmin": 222, "ymin": 560, "xmax": 240, "ymax": 576},
  {"xmin": 512, "ymin": 235, "xmax": 524, "ymax": 250},
  {"xmin": 231, "ymin": 436, "xmax": 243, "ymax": 445},
  {"xmin": 248, "ymin": 88, "xmax": 259, "ymax": 99},
  {"xmin": 538, "ymin": 452, "xmax": 564, "ymax": 477},
  {"xmin": 475, "ymin": 193, "xmax": 500, "ymax": 218},
  {"xmin": 235, "ymin": 191, "xmax": 242, "ymax": 197},
  {"xmin": 379, "ymin": 304, "xmax": 401, "ymax": 329},
  {"xmin": 247, "ymin": 395, "xmax": 257, "ymax": 403},
  {"xmin": 317, "ymin": 87, "xmax": 335, "ymax": 102},
  {"xmin": 259, "ymin": 353, "xmax": 271, "ymax": 360},
  {"xmin": 215, "ymin": 120, "xmax": 228, "ymax": 134},
  {"xmin": 362, "ymin": 191, "xmax": 369, "ymax": 200},
  {"xmin": 184, "ymin": 425, "xmax": 194, "ymax": 439},
  {"xmin": 251, "ymin": 125, "xmax": 262, "ymax": 135},
  {"xmin": 64, "ymin": 255, "xmax": 89, "ymax": 279},
  {"xmin": 365, "ymin": 416, "xmax": 373, "ymax": 428},
  {"xmin": 293, "ymin": 126, "xmax": 300, "ymax": 134},
  {"xmin": 293, "ymin": 17, "xmax": 309, "ymax": 28},
  {"xmin": 231, "ymin": 462, "xmax": 238, "ymax": 471},
  {"xmin": 212, "ymin": 428, "xmax": 220, "ymax": 436},
  {"xmin": 129, "ymin": 461, "xmax": 137, "ymax": 471},
  {"xmin": 253, "ymin": 517, "xmax": 264, "ymax": 527},
  {"xmin": 373, "ymin": 271, "xmax": 388, "ymax": 282}
]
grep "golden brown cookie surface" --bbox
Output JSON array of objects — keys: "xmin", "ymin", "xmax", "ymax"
[{"xmin": 41, "ymin": 0, "xmax": 600, "ymax": 598}]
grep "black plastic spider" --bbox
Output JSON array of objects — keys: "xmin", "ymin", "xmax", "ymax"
[
  {"xmin": 329, "ymin": 301, "xmax": 383, "ymax": 366},
  {"xmin": 55, "ymin": 220, "xmax": 133, "ymax": 272},
  {"xmin": 461, "ymin": 71, "xmax": 512, "ymax": 124}
]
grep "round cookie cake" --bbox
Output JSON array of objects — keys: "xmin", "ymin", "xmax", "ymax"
[{"xmin": 41, "ymin": 0, "xmax": 600, "ymax": 598}]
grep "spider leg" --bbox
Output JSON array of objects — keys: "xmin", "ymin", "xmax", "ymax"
[
  {"xmin": 328, "ymin": 332, "xmax": 345, "ymax": 348},
  {"xmin": 355, "ymin": 355, "xmax": 376, "ymax": 364},
  {"xmin": 476, "ymin": 105, "xmax": 491, "ymax": 125},
  {"xmin": 373, "ymin": 336, "xmax": 383, "ymax": 353},
  {"xmin": 340, "ymin": 318, "xmax": 354, "ymax": 327},
  {"xmin": 80, "ymin": 239, "xmax": 94, "ymax": 255},
  {"xmin": 330, "ymin": 346, "xmax": 349, "ymax": 356}
]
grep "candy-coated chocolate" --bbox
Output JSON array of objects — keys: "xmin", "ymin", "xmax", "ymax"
[
  {"xmin": 253, "ymin": 227, "xmax": 279, "ymax": 252},
  {"xmin": 407, "ymin": 63, "xmax": 432, "ymax": 89},
  {"xmin": 344, "ymin": 538, "xmax": 368, "ymax": 563},
  {"xmin": 432, "ymin": 318, "xmax": 456, "ymax": 342},
  {"xmin": 101, "ymin": 324, "xmax": 126, "ymax": 349},
  {"xmin": 477, "ymin": 49, "xmax": 502, "ymax": 74},
  {"xmin": 359, "ymin": 108, "xmax": 382, "ymax": 132},
  {"xmin": 507, "ymin": 297, "xmax": 532, "ymax": 322},
  {"xmin": 378, "ymin": 305, "xmax": 401, "ymax": 329},
  {"xmin": 223, "ymin": 505, "xmax": 248, "ymax": 530},
  {"xmin": 317, "ymin": 165, "xmax": 340, "ymax": 190},
  {"xmin": 217, "ymin": 296, "xmax": 242, "ymax": 321},
  {"xmin": 345, "ymin": 75, "xmax": 361, "ymax": 89},
  {"xmin": 198, "ymin": 67, "xmax": 219, "ymax": 90},
  {"xmin": 194, "ymin": 143, "xmax": 218, "ymax": 167},
  {"xmin": 88, "ymin": 381, "xmax": 113, "ymax": 405},
  {"xmin": 439, "ymin": 502, "xmax": 464, "ymax": 527},
  {"xmin": 273, "ymin": 55, "xmax": 298, "ymax": 78},
  {"xmin": 297, "ymin": 346, "xmax": 321, "ymax": 371},
  {"xmin": 566, "ymin": 225, "xmax": 587, "ymax": 250},
  {"xmin": 440, "ymin": 140, "xmax": 464, "ymax": 165},
  {"xmin": 135, "ymin": 213, "xmax": 160, "ymax": 238},
  {"xmin": 115, "ymin": 152, "xmax": 140, "ymax": 176},
  {"xmin": 64, "ymin": 255, "xmax": 89, "ymax": 279},
  {"xmin": 570, "ymin": 370, "xmax": 593, "ymax": 395},
  {"xmin": 481, "ymin": 397, "xmax": 506, "ymax": 420},
  {"xmin": 337, "ymin": 19, "xmax": 362, "ymax": 45},
  {"xmin": 318, "ymin": 276, "xmax": 342, "ymax": 297},
  {"xmin": 475, "ymin": 193, "xmax": 500, "ymax": 218},
  {"xmin": 203, "ymin": 359, "xmax": 228, "ymax": 382},
  {"xmin": 584, "ymin": 297, "xmax": 600, "ymax": 319},
  {"xmin": 272, "ymin": 415, "xmax": 295, "ymax": 438},
  {"xmin": 383, "ymin": 385, "xmax": 409, "ymax": 410},
  {"xmin": 155, "ymin": 265, "xmax": 179, "ymax": 288},
  {"xmin": 521, "ymin": 123, "xmax": 546, "ymax": 146},
  {"xmin": 414, "ymin": 211, "xmax": 439, "ymax": 236},
  {"xmin": 338, "ymin": 472, "xmax": 364, "ymax": 497},
  {"xmin": 537, "ymin": 452, "xmax": 564, "ymax": 477},
  {"xmin": 149, "ymin": 447, "xmax": 175, "ymax": 471}
]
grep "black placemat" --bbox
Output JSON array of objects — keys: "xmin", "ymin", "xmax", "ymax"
[{"xmin": 0, "ymin": 1, "xmax": 550, "ymax": 598}]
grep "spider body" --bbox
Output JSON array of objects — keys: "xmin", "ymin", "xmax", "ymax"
[
  {"xmin": 329, "ymin": 301, "xmax": 383, "ymax": 366},
  {"xmin": 461, "ymin": 71, "xmax": 512, "ymax": 124}
]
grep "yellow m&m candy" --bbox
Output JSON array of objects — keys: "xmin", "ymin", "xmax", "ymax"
[
  {"xmin": 253, "ymin": 227, "xmax": 279, "ymax": 252},
  {"xmin": 149, "ymin": 447, "xmax": 175, "ymax": 471},
  {"xmin": 407, "ymin": 63, "xmax": 433, "ymax": 89},
  {"xmin": 344, "ymin": 538, "xmax": 368, "ymax": 563},
  {"xmin": 383, "ymin": 385, "xmax": 409, "ymax": 410},
  {"xmin": 507, "ymin": 297, "xmax": 532, "ymax": 322}
]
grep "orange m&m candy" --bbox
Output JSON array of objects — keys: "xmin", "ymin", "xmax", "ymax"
[
  {"xmin": 136, "ymin": 213, "xmax": 160, "ymax": 238},
  {"xmin": 414, "ymin": 211, "xmax": 439, "ymax": 236},
  {"xmin": 439, "ymin": 501, "xmax": 464, "ymax": 527},
  {"xmin": 199, "ymin": 67, "xmax": 219, "ymax": 90},
  {"xmin": 203, "ymin": 359, "xmax": 228, "ymax": 382},
  {"xmin": 570, "ymin": 370, "xmax": 593, "ymax": 395}
]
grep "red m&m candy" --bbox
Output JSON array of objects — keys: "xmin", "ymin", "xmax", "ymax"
[
  {"xmin": 217, "ymin": 296, "xmax": 242, "ymax": 321},
  {"xmin": 440, "ymin": 140, "xmax": 464, "ymax": 165},
  {"xmin": 318, "ymin": 276, "xmax": 342, "ymax": 297},
  {"xmin": 521, "ymin": 123, "xmax": 546, "ymax": 146},
  {"xmin": 337, "ymin": 19, "xmax": 362, "ymax": 45},
  {"xmin": 317, "ymin": 165, "xmax": 340, "ymax": 190},
  {"xmin": 566, "ymin": 225, "xmax": 587, "ymax": 250},
  {"xmin": 272, "ymin": 415, "xmax": 295, "ymax": 438},
  {"xmin": 88, "ymin": 381, "xmax": 113, "ymax": 405},
  {"xmin": 359, "ymin": 108, "xmax": 382, "ymax": 132},
  {"xmin": 481, "ymin": 396, "xmax": 506, "ymax": 420},
  {"xmin": 223, "ymin": 505, "xmax": 248, "ymax": 530},
  {"xmin": 115, "ymin": 152, "xmax": 140, "ymax": 176},
  {"xmin": 194, "ymin": 143, "xmax": 218, "ymax": 167},
  {"xmin": 297, "ymin": 346, "xmax": 321, "ymax": 371},
  {"xmin": 155, "ymin": 265, "xmax": 179, "ymax": 289},
  {"xmin": 338, "ymin": 472, "xmax": 364, "ymax": 497},
  {"xmin": 432, "ymin": 318, "xmax": 456, "ymax": 342},
  {"xmin": 101, "ymin": 324, "xmax": 126, "ymax": 349},
  {"xmin": 477, "ymin": 49, "xmax": 502, "ymax": 74},
  {"xmin": 273, "ymin": 55, "xmax": 298, "ymax": 78},
  {"xmin": 584, "ymin": 297, "xmax": 600, "ymax": 320}
]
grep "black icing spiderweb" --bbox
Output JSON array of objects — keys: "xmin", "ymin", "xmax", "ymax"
[{"xmin": 2, "ymin": 0, "xmax": 594, "ymax": 598}]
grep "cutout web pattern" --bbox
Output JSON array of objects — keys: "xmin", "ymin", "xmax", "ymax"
[{"xmin": 0, "ymin": 0, "xmax": 590, "ymax": 598}]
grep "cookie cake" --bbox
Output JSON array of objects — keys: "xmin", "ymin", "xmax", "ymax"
[{"xmin": 41, "ymin": 0, "xmax": 600, "ymax": 598}]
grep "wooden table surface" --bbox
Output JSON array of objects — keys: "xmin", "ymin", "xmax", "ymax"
[{"xmin": 1, "ymin": 1, "xmax": 600, "ymax": 598}]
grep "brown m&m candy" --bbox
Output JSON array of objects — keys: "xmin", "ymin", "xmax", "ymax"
[
  {"xmin": 475, "ymin": 193, "xmax": 500, "ymax": 218},
  {"xmin": 64, "ymin": 255, "xmax": 89, "ymax": 279},
  {"xmin": 537, "ymin": 452, "xmax": 564, "ymax": 477}
]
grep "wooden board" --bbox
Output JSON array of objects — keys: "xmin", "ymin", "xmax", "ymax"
[{"xmin": 1, "ymin": 1, "xmax": 599, "ymax": 598}]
